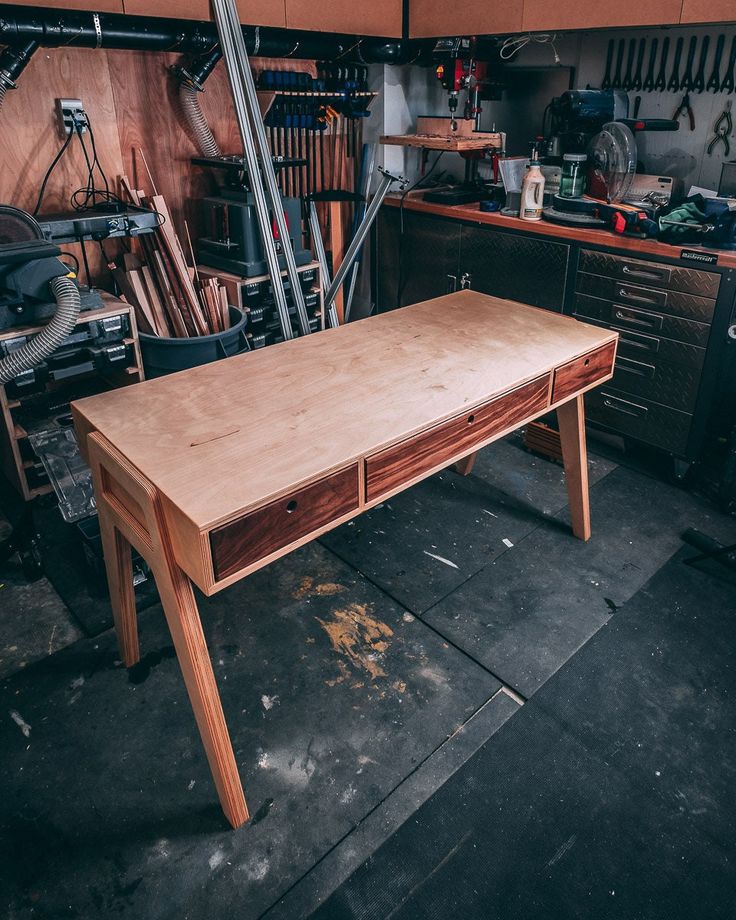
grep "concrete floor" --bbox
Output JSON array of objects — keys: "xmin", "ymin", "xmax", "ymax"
[{"xmin": 1, "ymin": 433, "xmax": 734, "ymax": 919}]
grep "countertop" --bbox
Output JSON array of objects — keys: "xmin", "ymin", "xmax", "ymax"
[{"xmin": 384, "ymin": 195, "xmax": 736, "ymax": 270}]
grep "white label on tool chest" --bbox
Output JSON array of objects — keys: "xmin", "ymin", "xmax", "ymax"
[{"xmin": 680, "ymin": 249, "xmax": 718, "ymax": 265}]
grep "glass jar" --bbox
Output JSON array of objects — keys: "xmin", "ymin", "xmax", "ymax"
[{"xmin": 559, "ymin": 153, "xmax": 587, "ymax": 198}]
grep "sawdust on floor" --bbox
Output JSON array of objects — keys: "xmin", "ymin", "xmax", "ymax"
[{"xmin": 316, "ymin": 603, "xmax": 394, "ymax": 681}]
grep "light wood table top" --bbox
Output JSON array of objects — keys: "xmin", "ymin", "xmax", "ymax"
[{"xmin": 73, "ymin": 290, "xmax": 616, "ymax": 533}]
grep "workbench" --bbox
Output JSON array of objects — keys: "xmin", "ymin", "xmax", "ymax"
[{"xmin": 72, "ymin": 290, "xmax": 618, "ymax": 828}]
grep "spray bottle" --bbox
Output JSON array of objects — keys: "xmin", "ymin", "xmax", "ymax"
[{"xmin": 520, "ymin": 140, "xmax": 545, "ymax": 222}]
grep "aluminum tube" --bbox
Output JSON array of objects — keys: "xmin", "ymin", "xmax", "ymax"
[
  {"xmin": 220, "ymin": 0, "xmax": 311, "ymax": 336},
  {"xmin": 325, "ymin": 168, "xmax": 405, "ymax": 317},
  {"xmin": 307, "ymin": 201, "xmax": 338, "ymax": 329},
  {"xmin": 211, "ymin": 0, "xmax": 293, "ymax": 339}
]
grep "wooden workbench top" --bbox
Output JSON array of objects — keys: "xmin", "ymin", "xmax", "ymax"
[
  {"xmin": 72, "ymin": 290, "xmax": 616, "ymax": 532},
  {"xmin": 385, "ymin": 195, "xmax": 736, "ymax": 269}
]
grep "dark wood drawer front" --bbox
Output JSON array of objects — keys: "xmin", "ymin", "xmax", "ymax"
[
  {"xmin": 574, "ymin": 293, "xmax": 711, "ymax": 348},
  {"xmin": 578, "ymin": 250, "xmax": 720, "ymax": 299},
  {"xmin": 552, "ymin": 341, "xmax": 616, "ymax": 404},
  {"xmin": 365, "ymin": 375, "xmax": 550, "ymax": 501},
  {"xmin": 576, "ymin": 273, "xmax": 715, "ymax": 324},
  {"xmin": 211, "ymin": 466, "xmax": 359, "ymax": 580}
]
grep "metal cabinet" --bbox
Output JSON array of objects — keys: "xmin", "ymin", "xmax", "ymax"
[
  {"xmin": 376, "ymin": 208, "xmax": 461, "ymax": 313},
  {"xmin": 459, "ymin": 225, "xmax": 570, "ymax": 312}
]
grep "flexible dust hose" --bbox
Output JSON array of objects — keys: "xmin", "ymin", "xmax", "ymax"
[
  {"xmin": 0, "ymin": 276, "xmax": 81, "ymax": 385},
  {"xmin": 179, "ymin": 81, "xmax": 222, "ymax": 158}
]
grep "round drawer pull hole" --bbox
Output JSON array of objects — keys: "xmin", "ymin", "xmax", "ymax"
[
  {"xmin": 286, "ymin": 500, "xmax": 298, "ymax": 513},
  {"xmin": 467, "ymin": 414, "xmax": 475, "ymax": 424},
  {"xmin": 584, "ymin": 358, "xmax": 590, "ymax": 366}
]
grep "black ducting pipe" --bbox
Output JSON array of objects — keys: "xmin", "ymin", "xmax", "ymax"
[
  {"xmin": 0, "ymin": 37, "xmax": 38, "ymax": 103},
  {"xmin": 0, "ymin": 6, "xmax": 430, "ymax": 63}
]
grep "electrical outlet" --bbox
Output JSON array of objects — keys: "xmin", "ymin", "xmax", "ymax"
[{"xmin": 57, "ymin": 98, "xmax": 88, "ymax": 135}]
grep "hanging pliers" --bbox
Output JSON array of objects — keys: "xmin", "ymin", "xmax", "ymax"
[
  {"xmin": 708, "ymin": 101, "xmax": 733, "ymax": 156},
  {"xmin": 673, "ymin": 93, "xmax": 695, "ymax": 131}
]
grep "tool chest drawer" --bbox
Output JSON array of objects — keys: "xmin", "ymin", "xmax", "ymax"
[
  {"xmin": 551, "ymin": 341, "xmax": 616, "ymax": 404},
  {"xmin": 573, "ymin": 294, "xmax": 711, "ymax": 348},
  {"xmin": 210, "ymin": 465, "xmax": 360, "ymax": 580},
  {"xmin": 576, "ymin": 272, "xmax": 716, "ymax": 324},
  {"xmin": 586, "ymin": 388, "xmax": 692, "ymax": 456},
  {"xmin": 365, "ymin": 374, "xmax": 550, "ymax": 501},
  {"xmin": 578, "ymin": 250, "xmax": 721, "ymax": 299},
  {"xmin": 609, "ymin": 354, "xmax": 702, "ymax": 412}
]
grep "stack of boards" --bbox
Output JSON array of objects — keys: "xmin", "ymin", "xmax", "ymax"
[{"xmin": 110, "ymin": 178, "xmax": 230, "ymax": 339}]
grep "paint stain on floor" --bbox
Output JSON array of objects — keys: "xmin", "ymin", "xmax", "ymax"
[
  {"xmin": 292, "ymin": 576, "xmax": 347, "ymax": 600},
  {"xmin": 316, "ymin": 603, "xmax": 394, "ymax": 680}
]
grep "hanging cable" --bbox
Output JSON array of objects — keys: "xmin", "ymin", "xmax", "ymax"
[{"xmin": 499, "ymin": 33, "xmax": 561, "ymax": 65}]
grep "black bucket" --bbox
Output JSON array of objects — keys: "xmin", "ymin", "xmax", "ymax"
[{"xmin": 139, "ymin": 306, "xmax": 248, "ymax": 378}]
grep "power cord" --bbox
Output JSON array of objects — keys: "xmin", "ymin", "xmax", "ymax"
[
  {"xmin": 499, "ymin": 33, "xmax": 561, "ymax": 65},
  {"xmin": 32, "ymin": 126, "xmax": 76, "ymax": 216}
]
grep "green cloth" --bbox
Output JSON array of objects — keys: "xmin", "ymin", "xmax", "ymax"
[{"xmin": 658, "ymin": 201, "xmax": 708, "ymax": 239}]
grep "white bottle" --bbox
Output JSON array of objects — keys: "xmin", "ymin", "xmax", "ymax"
[{"xmin": 520, "ymin": 144, "xmax": 545, "ymax": 221}]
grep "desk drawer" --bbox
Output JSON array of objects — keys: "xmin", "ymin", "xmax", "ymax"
[
  {"xmin": 211, "ymin": 465, "xmax": 359, "ymax": 580},
  {"xmin": 586, "ymin": 388, "xmax": 692, "ymax": 456},
  {"xmin": 551, "ymin": 341, "xmax": 616, "ymax": 404},
  {"xmin": 578, "ymin": 250, "xmax": 720, "ymax": 299},
  {"xmin": 365, "ymin": 375, "xmax": 550, "ymax": 501}
]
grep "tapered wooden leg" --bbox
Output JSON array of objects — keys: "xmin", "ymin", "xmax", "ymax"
[
  {"xmin": 454, "ymin": 451, "xmax": 478, "ymax": 476},
  {"xmin": 97, "ymin": 508, "xmax": 140, "ymax": 667},
  {"xmin": 151, "ymin": 555, "xmax": 249, "ymax": 829},
  {"xmin": 557, "ymin": 395, "xmax": 591, "ymax": 541}
]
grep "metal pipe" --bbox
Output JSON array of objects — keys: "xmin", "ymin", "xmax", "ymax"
[
  {"xmin": 307, "ymin": 201, "xmax": 338, "ymax": 329},
  {"xmin": 219, "ymin": 0, "xmax": 311, "ymax": 336},
  {"xmin": 326, "ymin": 167, "xmax": 405, "ymax": 322},
  {"xmin": 344, "ymin": 142, "xmax": 376, "ymax": 321},
  {"xmin": 210, "ymin": 0, "xmax": 294, "ymax": 340}
]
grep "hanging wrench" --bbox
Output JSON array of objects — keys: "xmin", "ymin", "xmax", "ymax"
[
  {"xmin": 622, "ymin": 38, "xmax": 637, "ymax": 91},
  {"xmin": 601, "ymin": 38, "xmax": 615, "ymax": 90},
  {"xmin": 655, "ymin": 36, "xmax": 670, "ymax": 92},
  {"xmin": 630, "ymin": 38, "xmax": 646, "ymax": 91},
  {"xmin": 721, "ymin": 35, "xmax": 736, "ymax": 93},
  {"xmin": 707, "ymin": 34, "xmax": 725, "ymax": 92},
  {"xmin": 680, "ymin": 36, "xmax": 697, "ymax": 91},
  {"xmin": 611, "ymin": 39, "xmax": 626, "ymax": 89},
  {"xmin": 668, "ymin": 36, "xmax": 684, "ymax": 92},
  {"xmin": 691, "ymin": 35, "xmax": 709, "ymax": 93},
  {"xmin": 642, "ymin": 37, "xmax": 658, "ymax": 92}
]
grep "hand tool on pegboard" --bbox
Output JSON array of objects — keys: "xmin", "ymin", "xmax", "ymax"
[
  {"xmin": 642, "ymin": 38, "xmax": 658, "ymax": 92},
  {"xmin": 680, "ymin": 36, "xmax": 696, "ymax": 91},
  {"xmin": 611, "ymin": 39, "xmax": 626, "ymax": 89},
  {"xmin": 630, "ymin": 38, "xmax": 646, "ymax": 92},
  {"xmin": 655, "ymin": 36, "xmax": 670, "ymax": 92},
  {"xmin": 691, "ymin": 35, "xmax": 710, "ymax": 93},
  {"xmin": 667, "ymin": 36, "xmax": 682, "ymax": 91},
  {"xmin": 622, "ymin": 38, "xmax": 637, "ymax": 91},
  {"xmin": 601, "ymin": 39, "xmax": 615, "ymax": 90},
  {"xmin": 707, "ymin": 101, "xmax": 732, "ymax": 156},
  {"xmin": 722, "ymin": 36, "xmax": 736, "ymax": 93},
  {"xmin": 708, "ymin": 34, "xmax": 725, "ymax": 92},
  {"xmin": 673, "ymin": 92, "xmax": 695, "ymax": 131}
]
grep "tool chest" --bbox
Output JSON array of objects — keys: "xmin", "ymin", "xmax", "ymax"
[{"xmin": 572, "ymin": 249, "xmax": 723, "ymax": 458}]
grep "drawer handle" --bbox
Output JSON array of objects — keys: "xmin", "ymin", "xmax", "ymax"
[
  {"xmin": 286, "ymin": 499, "xmax": 298, "ymax": 514},
  {"xmin": 602, "ymin": 394, "xmax": 648, "ymax": 418},
  {"xmin": 618, "ymin": 286, "xmax": 661, "ymax": 306},
  {"xmin": 467, "ymin": 413, "xmax": 475, "ymax": 424},
  {"xmin": 617, "ymin": 356, "xmax": 656, "ymax": 378},
  {"xmin": 622, "ymin": 264, "xmax": 670, "ymax": 283},
  {"xmin": 613, "ymin": 306, "xmax": 662, "ymax": 331}
]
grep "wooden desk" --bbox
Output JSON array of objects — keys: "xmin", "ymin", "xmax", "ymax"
[{"xmin": 72, "ymin": 290, "xmax": 618, "ymax": 828}]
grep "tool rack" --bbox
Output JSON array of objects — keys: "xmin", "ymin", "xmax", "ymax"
[{"xmin": 0, "ymin": 298, "xmax": 144, "ymax": 501}]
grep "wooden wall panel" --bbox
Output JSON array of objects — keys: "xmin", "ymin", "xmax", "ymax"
[
  {"xmin": 121, "ymin": 0, "xmax": 287, "ymax": 28},
  {"xmin": 8, "ymin": 0, "xmax": 122, "ymax": 10},
  {"xmin": 409, "ymin": 0, "xmax": 523, "ymax": 39},
  {"xmin": 521, "ymin": 0, "xmax": 682, "ymax": 31},
  {"xmin": 680, "ymin": 1, "xmax": 736, "ymax": 23},
  {"xmin": 285, "ymin": 0, "xmax": 403, "ymax": 38}
]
